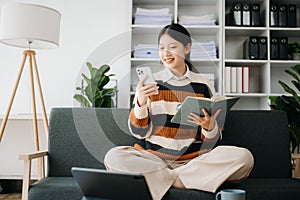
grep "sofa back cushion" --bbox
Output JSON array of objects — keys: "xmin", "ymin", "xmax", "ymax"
[
  {"xmin": 219, "ymin": 110, "xmax": 291, "ymax": 178},
  {"xmin": 48, "ymin": 108, "xmax": 291, "ymax": 178},
  {"xmin": 48, "ymin": 108, "xmax": 140, "ymax": 177}
]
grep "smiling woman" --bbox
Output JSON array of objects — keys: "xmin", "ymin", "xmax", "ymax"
[{"xmin": 104, "ymin": 23, "xmax": 254, "ymax": 200}]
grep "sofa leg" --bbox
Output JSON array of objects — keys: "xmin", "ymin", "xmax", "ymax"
[{"xmin": 21, "ymin": 159, "xmax": 31, "ymax": 200}]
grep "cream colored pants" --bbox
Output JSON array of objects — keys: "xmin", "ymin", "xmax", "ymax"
[{"xmin": 104, "ymin": 145, "xmax": 254, "ymax": 200}]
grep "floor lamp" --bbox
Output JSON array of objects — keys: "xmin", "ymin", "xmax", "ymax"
[{"xmin": 0, "ymin": 3, "xmax": 61, "ymax": 177}]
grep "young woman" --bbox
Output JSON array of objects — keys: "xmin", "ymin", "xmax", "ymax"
[{"xmin": 104, "ymin": 23, "xmax": 254, "ymax": 200}]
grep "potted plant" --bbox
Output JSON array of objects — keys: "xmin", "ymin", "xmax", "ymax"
[
  {"xmin": 74, "ymin": 62, "xmax": 118, "ymax": 108},
  {"xmin": 289, "ymin": 42, "xmax": 300, "ymax": 60},
  {"xmin": 269, "ymin": 64, "xmax": 300, "ymax": 153}
]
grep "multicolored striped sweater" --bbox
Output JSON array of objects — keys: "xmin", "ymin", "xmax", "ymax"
[{"xmin": 129, "ymin": 68, "xmax": 220, "ymax": 161}]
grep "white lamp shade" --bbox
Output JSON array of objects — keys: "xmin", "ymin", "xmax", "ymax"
[{"xmin": 0, "ymin": 3, "xmax": 61, "ymax": 49}]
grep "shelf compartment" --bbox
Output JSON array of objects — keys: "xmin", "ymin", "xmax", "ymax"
[
  {"xmin": 225, "ymin": 27, "xmax": 267, "ymax": 36},
  {"xmin": 229, "ymin": 95, "xmax": 271, "ymax": 110},
  {"xmin": 224, "ymin": 62, "xmax": 269, "ymax": 94},
  {"xmin": 270, "ymin": 64, "xmax": 298, "ymax": 94}
]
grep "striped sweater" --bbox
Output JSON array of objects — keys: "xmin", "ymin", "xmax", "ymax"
[{"xmin": 129, "ymin": 69, "xmax": 220, "ymax": 161}]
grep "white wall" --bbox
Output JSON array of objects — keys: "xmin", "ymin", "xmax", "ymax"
[
  {"xmin": 0, "ymin": 0, "xmax": 132, "ymax": 115},
  {"xmin": 0, "ymin": 0, "xmax": 132, "ymax": 179}
]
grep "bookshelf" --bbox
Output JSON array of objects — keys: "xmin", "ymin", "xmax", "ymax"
[
  {"xmin": 130, "ymin": 0, "xmax": 299, "ymax": 110},
  {"xmin": 223, "ymin": 0, "xmax": 300, "ymax": 110}
]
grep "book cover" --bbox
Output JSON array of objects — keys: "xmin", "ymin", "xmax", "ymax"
[
  {"xmin": 171, "ymin": 96, "xmax": 239, "ymax": 127},
  {"xmin": 225, "ymin": 66, "xmax": 231, "ymax": 93},
  {"xmin": 237, "ymin": 67, "xmax": 243, "ymax": 93},
  {"xmin": 242, "ymin": 67, "xmax": 250, "ymax": 93},
  {"xmin": 231, "ymin": 67, "xmax": 237, "ymax": 93}
]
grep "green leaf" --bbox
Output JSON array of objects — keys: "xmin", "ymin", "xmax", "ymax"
[
  {"xmin": 292, "ymin": 80, "xmax": 300, "ymax": 92},
  {"xmin": 279, "ymin": 80, "xmax": 297, "ymax": 96},
  {"xmin": 285, "ymin": 69, "xmax": 300, "ymax": 82},
  {"xmin": 73, "ymin": 94, "xmax": 91, "ymax": 107},
  {"xmin": 99, "ymin": 64, "xmax": 110, "ymax": 74},
  {"xmin": 98, "ymin": 76, "xmax": 110, "ymax": 89},
  {"xmin": 82, "ymin": 73, "xmax": 91, "ymax": 86},
  {"xmin": 292, "ymin": 64, "xmax": 300, "ymax": 74}
]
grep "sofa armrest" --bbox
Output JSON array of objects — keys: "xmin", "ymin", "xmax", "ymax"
[
  {"xmin": 292, "ymin": 153, "xmax": 300, "ymax": 179},
  {"xmin": 19, "ymin": 150, "xmax": 48, "ymax": 200}
]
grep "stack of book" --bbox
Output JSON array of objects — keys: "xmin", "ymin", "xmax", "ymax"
[
  {"xmin": 225, "ymin": 66, "xmax": 250, "ymax": 93},
  {"xmin": 134, "ymin": 7, "xmax": 172, "ymax": 25},
  {"xmin": 191, "ymin": 41, "xmax": 217, "ymax": 59},
  {"xmin": 179, "ymin": 14, "xmax": 216, "ymax": 26},
  {"xmin": 133, "ymin": 44, "xmax": 159, "ymax": 58}
]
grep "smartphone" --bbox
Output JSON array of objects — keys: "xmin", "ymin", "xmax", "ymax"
[{"xmin": 136, "ymin": 67, "xmax": 155, "ymax": 85}]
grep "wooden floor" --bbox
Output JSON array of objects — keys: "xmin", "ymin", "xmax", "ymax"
[{"xmin": 0, "ymin": 193, "xmax": 21, "ymax": 200}]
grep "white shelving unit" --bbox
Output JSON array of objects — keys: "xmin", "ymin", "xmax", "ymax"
[
  {"xmin": 130, "ymin": 0, "xmax": 223, "ymax": 99},
  {"xmin": 223, "ymin": 0, "xmax": 300, "ymax": 110},
  {"xmin": 130, "ymin": 0, "xmax": 299, "ymax": 109}
]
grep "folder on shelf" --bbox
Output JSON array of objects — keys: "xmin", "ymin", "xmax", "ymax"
[
  {"xmin": 288, "ymin": 4, "xmax": 297, "ymax": 27},
  {"xmin": 225, "ymin": 66, "xmax": 231, "ymax": 93},
  {"xmin": 242, "ymin": 67, "xmax": 250, "ymax": 93},
  {"xmin": 237, "ymin": 67, "xmax": 243, "ymax": 93},
  {"xmin": 242, "ymin": 3, "xmax": 250, "ymax": 26},
  {"xmin": 259, "ymin": 36, "xmax": 267, "ymax": 60},
  {"xmin": 231, "ymin": 67, "xmax": 237, "ymax": 93},
  {"xmin": 251, "ymin": 4, "xmax": 261, "ymax": 26},
  {"xmin": 244, "ymin": 36, "xmax": 259, "ymax": 60},
  {"xmin": 278, "ymin": 4, "xmax": 287, "ymax": 27},
  {"xmin": 270, "ymin": 4, "xmax": 279, "ymax": 27},
  {"xmin": 270, "ymin": 37, "xmax": 279, "ymax": 60},
  {"xmin": 279, "ymin": 37, "xmax": 288, "ymax": 60},
  {"xmin": 231, "ymin": 3, "xmax": 242, "ymax": 26}
]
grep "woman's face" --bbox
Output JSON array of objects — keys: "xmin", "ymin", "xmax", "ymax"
[{"xmin": 159, "ymin": 33, "xmax": 190, "ymax": 73}]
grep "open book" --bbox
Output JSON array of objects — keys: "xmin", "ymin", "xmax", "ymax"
[{"xmin": 171, "ymin": 96, "xmax": 239, "ymax": 127}]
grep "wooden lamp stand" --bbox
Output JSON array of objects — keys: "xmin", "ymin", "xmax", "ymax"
[{"xmin": 0, "ymin": 50, "xmax": 49, "ymax": 178}]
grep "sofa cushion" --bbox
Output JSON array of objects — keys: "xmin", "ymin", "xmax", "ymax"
[
  {"xmin": 28, "ymin": 177, "xmax": 82, "ymax": 200},
  {"xmin": 224, "ymin": 178, "xmax": 300, "ymax": 200},
  {"xmin": 218, "ymin": 110, "xmax": 291, "ymax": 178},
  {"xmin": 48, "ymin": 108, "xmax": 141, "ymax": 177}
]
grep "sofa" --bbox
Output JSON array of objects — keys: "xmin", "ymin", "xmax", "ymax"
[{"xmin": 20, "ymin": 108, "xmax": 300, "ymax": 200}]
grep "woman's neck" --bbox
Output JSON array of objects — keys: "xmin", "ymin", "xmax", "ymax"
[{"xmin": 169, "ymin": 65, "xmax": 187, "ymax": 77}]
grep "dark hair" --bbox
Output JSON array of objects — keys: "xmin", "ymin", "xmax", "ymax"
[{"xmin": 158, "ymin": 23, "xmax": 193, "ymax": 70}]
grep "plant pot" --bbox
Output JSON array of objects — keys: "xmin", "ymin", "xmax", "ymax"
[{"xmin": 293, "ymin": 53, "xmax": 300, "ymax": 60}]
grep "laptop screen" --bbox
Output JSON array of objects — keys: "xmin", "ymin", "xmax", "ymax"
[{"xmin": 71, "ymin": 167, "xmax": 152, "ymax": 200}]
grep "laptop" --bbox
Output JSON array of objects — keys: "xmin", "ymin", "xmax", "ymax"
[{"xmin": 71, "ymin": 167, "xmax": 152, "ymax": 200}]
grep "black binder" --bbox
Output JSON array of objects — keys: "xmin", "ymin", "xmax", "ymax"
[
  {"xmin": 279, "ymin": 4, "xmax": 287, "ymax": 27},
  {"xmin": 251, "ymin": 4, "xmax": 261, "ymax": 26},
  {"xmin": 279, "ymin": 37, "xmax": 288, "ymax": 60},
  {"xmin": 259, "ymin": 36, "xmax": 267, "ymax": 60},
  {"xmin": 288, "ymin": 4, "xmax": 297, "ymax": 27},
  {"xmin": 270, "ymin": 37, "xmax": 279, "ymax": 60},
  {"xmin": 242, "ymin": 3, "xmax": 250, "ymax": 26},
  {"xmin": 270, "ymin": 4, "xmax": 278, "ymax": 27},
  {"xmin": 244, "ymin": 36, "xmax": 259, "ymax": 60},
  {"xmin": 231, "ymin": 3, "xmax": 242, "ymax": 26}
]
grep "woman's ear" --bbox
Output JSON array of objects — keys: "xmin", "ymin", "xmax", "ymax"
[{"xmin": 185, "ymin": 43, "xmax": 191, "ymax": 54}]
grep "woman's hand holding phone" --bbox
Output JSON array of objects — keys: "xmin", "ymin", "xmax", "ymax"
[{"xmin": 135, "ymin": 72, "xmax": 159, "ymax": 107}]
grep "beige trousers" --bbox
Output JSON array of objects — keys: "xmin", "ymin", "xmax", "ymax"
[{"xmin": 104, "ymin": 145, "xmax": 254, "ymax": 200}]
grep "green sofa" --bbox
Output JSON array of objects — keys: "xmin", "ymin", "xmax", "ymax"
[{"xmin": 20, "ymin": 108, "xmax": 300, "ymax": 200}]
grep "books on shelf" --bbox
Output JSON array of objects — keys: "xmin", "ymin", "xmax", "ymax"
[
  {"xmin": 170, "ymin": 96, "xmax": 239, "ymax": 127},
  {"xmin": 134, "ymin": 7, "xmax": 172, "ymax": 26},
  {"xmin": 225, "ymin": 66, "xmax": 249, "ymax": 93},
  {"xmin": 191, "ymin": 41, "xmax": 217, "ymax": 59},
  {"xmin": 133, "ymin": 44, "xmax": 159, "ymax": 58},
  {"xmin": 178, "ymin": 14, "xmax": 216, "ymax": 26}
]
